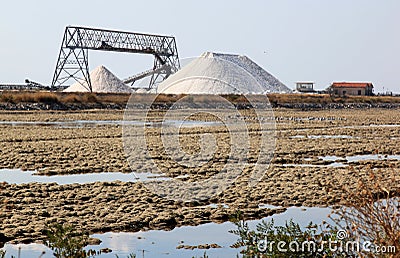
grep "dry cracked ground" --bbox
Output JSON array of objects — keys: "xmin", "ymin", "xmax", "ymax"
[{"xmin": 0, "ymin": 108, "xmax": 399, "ymax": 244}]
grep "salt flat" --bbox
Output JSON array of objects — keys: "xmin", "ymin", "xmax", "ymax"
[{"xmin": 0, "ymin": 108, "xmax": 399, "ymax": 244}]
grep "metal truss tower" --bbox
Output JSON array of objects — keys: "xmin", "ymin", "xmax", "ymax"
[{"xmin": 51, "ymin": 26, "xmax": 180, "ymax": 91}]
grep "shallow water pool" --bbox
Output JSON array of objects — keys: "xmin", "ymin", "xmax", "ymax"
[
  {"xmin": 2, "ymin": 206, "xmax": 333, "ymax": 258},
  {"xmin": 0, "ymin": 120, "xmax": 221, "ymax": 128},
  {"xmin": 0, "ymin": 169, "xmax": 168, "ymax": 185}
]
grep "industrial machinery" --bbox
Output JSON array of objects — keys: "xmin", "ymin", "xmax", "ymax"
[
  {"xmin": 51, "ymin": 26, "xmax": 180, "ymax": 92},
  {"xmin": 0, "ymin": 79, "xmax": 49, "ymax": 90}
]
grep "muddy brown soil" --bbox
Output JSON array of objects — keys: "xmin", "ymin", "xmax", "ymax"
[{"xmin": 0, "ymin": 108, "xmax": 399, "ymax": 243}]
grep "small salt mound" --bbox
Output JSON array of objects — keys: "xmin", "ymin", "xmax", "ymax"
[
  {"xmin": 135, "ymin": 88, "xmax": 156, "ymax": 94},
  {"xmin": 64, "ymin": 65, "xmax": 132, "ymax": 93},
  {"xmin": 157, "ymin": 52, "xmax": 291, "ymax": 95}
]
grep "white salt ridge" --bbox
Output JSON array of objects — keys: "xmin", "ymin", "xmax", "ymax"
[
  {"xmin": 158, "ymin": 52, "xmax": 291, "ymax": 94},
  {"xmin": 214, "ymin": 53, "xmax": 291, "ymax": 93},
  {"xmin": 64, "ymin": 65, "xmax": 132, "ymax": 93},
  {"xmin": 135, "ymin": 88, "xmax": 156, "ymax": 94}
]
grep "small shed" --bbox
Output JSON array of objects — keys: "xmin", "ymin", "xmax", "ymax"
[
  {"xmin": 296, "ymin": 82, "xmax": 315, "ymax": 93},
  {"xmin": 330, "ymin": 82, "xmax": 373, "ymax": 96}
]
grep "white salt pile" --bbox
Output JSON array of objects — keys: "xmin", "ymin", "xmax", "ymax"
[
  {"xmin": 157, "ymin": 52, "xmax": 291, "ymax": 94},
  {"xmin": 64, "ymin": 65, "xmax": 132, "ymax": 93},
  {"xmin": 134, "ymin": 88, "xmax": 156, "ymax": 94}
]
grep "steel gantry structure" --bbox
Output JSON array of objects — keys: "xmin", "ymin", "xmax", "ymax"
[{"xmin": 51, "ymin": 26, "xmax": 180, "ymax": 91}]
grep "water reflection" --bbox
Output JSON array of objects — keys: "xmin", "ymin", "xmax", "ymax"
[
  {"xmin": 0, "ymin": 120, "xmax": 220, "ymax": 128},
  {"xmin": 2, "ymin": 206, "xmax": 332, "ymax": 258},
  {"xmin": 320, "ymin": 154, "xmax": 400, "ymax": 162},
  {"xmin": 0, "ymin": 169, "xmax": 167, "ymax": 185}
]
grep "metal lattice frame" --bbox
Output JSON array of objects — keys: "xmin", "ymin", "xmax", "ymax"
[{"xmin": 51, "ymin": 26, "xmax": 180, "ymax": 91}]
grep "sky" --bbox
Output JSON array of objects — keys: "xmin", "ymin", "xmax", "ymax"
[{"xmin": 1, "ymin": 0, "xmax": 399, "ymax": 93}]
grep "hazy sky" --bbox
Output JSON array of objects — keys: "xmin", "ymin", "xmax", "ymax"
[{"xmin": 1, "ymin": 0, "xmax": 399, "ymax": 93}]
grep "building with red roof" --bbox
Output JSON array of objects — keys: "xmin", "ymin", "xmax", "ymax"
[{"xmin": 329, "ymin": 82, "xmax": 373, "ymax": 96}]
